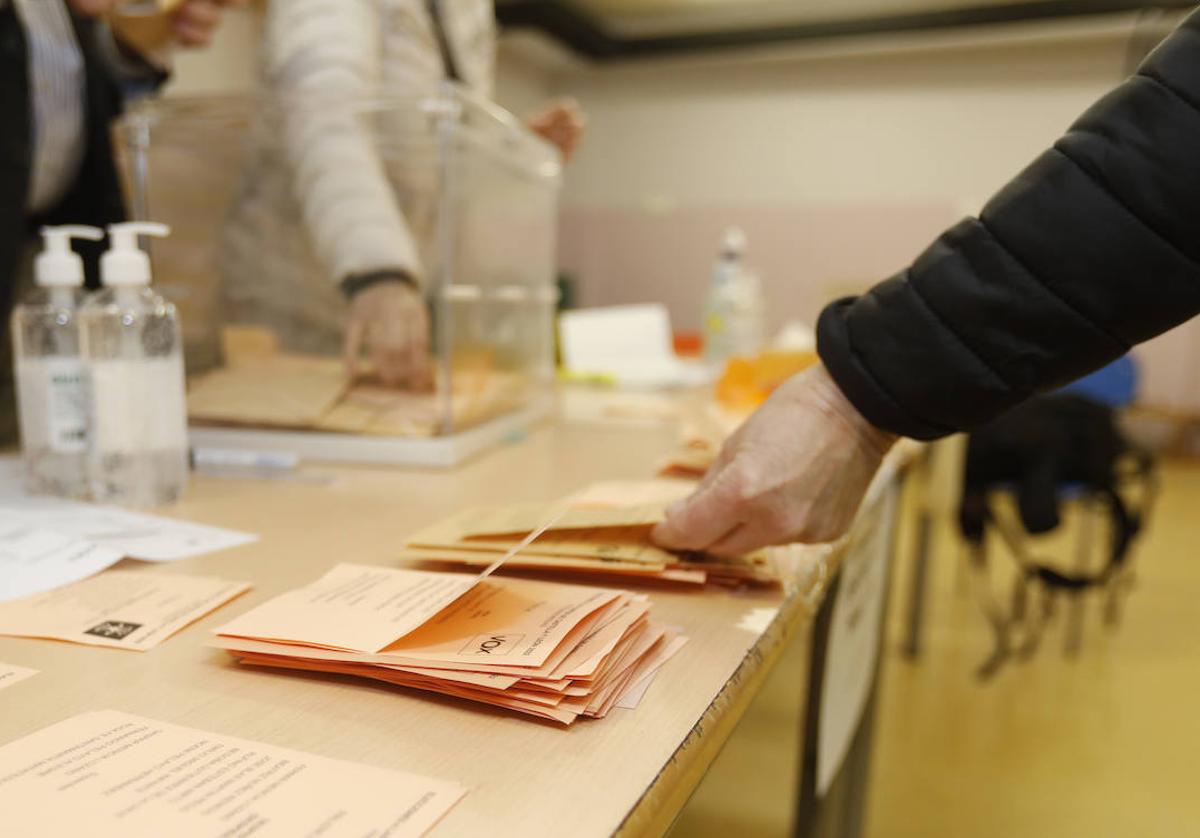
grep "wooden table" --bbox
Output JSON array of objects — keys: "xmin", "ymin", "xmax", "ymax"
[{"xmin": 0, "ymin": 418, "xmax": 889, "ymax": 837}]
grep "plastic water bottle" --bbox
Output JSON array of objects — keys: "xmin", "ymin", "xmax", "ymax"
[
  {"xmin": 80, "ymin": 222, "xmax": 188, "ymax": 506},
  {"xmin": 11, "ymin": 225, "xmax": 104, "ymax": 498},
  {"xmin": 705, "ymin": 227, "xmax": 766, "ymax": 368}
]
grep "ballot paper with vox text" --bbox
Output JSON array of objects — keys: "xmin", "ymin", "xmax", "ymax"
[
  {"xmin": 213, "ymin": 565, "xmax": 684, "ymax": 724},
  {"xmin": 0, "ymin": 570, "xmax": 250, "ymax": 650},
  {"xmin": 0, "ymin": 710, "xmax": 465, "ymax": 838}
]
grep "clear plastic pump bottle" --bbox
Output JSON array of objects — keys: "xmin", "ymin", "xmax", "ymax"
[
  {"xmin": 704, "ymin": 227, "xmax": 766, "ymax": 368},
  {"xmin": 80, "ymin": 222, "xmax": 188, "ymax": 507},
  {"xmin": 11, "ymin": 225, "xmax": 105, "ymax": 497}
]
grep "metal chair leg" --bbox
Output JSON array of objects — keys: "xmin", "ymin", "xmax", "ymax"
[{"xmin": 1064, "ymin": 497, "xmax": 1096, "ymax": 657}]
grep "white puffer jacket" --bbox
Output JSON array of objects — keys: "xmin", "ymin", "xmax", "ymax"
[{"xmin": 223, "ymin": 0, "xmax": 495, "ymax": 353}]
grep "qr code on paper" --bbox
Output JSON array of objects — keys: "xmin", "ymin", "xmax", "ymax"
[{"xmin": 84, "ymin": 621, "xmax": 143, "ymax": 641}]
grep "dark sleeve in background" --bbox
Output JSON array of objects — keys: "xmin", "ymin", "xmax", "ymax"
[
  {"xmin": 817, "ymin": 10, "xmax": 1200, "ymax": 441},
  {"xmin": 38, "ymin": 14, "xmax": 169, "ymax": 289}
]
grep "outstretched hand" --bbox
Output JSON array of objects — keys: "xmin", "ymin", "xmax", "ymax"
[{"xmin": 652, "ymin": 365, "xmax": 897, "ymax": 556}]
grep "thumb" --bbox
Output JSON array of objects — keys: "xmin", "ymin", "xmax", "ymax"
[{"xmin": 651, "ymin": 465, "xmax": 747, "ymax": 552}]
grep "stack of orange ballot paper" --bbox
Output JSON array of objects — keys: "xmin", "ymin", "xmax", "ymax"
[{"xmin": 213, "ymin": 563, "xmax": 685, "ymax": 725}]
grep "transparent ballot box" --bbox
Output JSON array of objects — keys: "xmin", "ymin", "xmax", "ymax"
[{"xmin": 117, "ymin": 87, "xmax": 561, "ymax": 465}]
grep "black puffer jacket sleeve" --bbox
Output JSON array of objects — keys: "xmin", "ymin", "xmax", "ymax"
[{"xmin": 817, "ymin": 10, "xmax": 1200, "ymax": 440}]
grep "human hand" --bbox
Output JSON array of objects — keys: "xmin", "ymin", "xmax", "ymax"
[
  {"xmin": 343, "ymin": 282, "xmax": 433, "ymax": 390},
  {"xmin": 82, "ymin": 0, "xmax": 245, "ymax": 50},
  {"xmin": 528, "ymin": 99, "xmax": 586, "ymax": 163},
  {"xmin": 168, "ymin": 0, "xmax": 246, "ymax": 48},
  {"xmin": 651, "ymin": 364, "xmax": 898, "ymax": 556}
]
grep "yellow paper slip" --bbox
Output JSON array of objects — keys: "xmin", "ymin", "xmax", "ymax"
[
  {"xmin": 0, "ymin": 710, "xmax": 464, "ymax": 837},
  {"xmin": 0, "ymin": 571, "xmax": 250, "ymax": 650},
  {"xmin": 187, "ymin": 358, "xmax": 348, "ymax": 428},
  {"xmin": 400, "ymin": 549, "xmax": 708, "ymax": 585},
  {"xmin": 566, "ymin": 478, "xmax": 697, "ymax": 507},
  {"xmin": 407, "ymin": 505, "xmax": 676, "ymax": 566},
  {"xmin": 453, "ymin": 502, "xmax": 671, "ymax": 539},
  {"xmin": 215, "ymin": 564, "xmax": 623, "ymax": 665}
]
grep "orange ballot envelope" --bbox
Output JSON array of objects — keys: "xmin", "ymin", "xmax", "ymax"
[
  {"xmin": 0, "ymin": 570, "xmax": 249, "ymax": 650},
  {"xmin": 0, "ymin": 710, "xmax": 464, "ymax": 837},
  {"xmin": 403, "ymin": 481, "xmax": 787, "ymax": 587},
  {"xmin": 214, "ymin": 564, "xmax": 685, "ymax": 725}
]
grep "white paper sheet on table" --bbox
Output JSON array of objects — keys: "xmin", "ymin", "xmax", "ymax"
[
  {"xmin": 0, "ymin": 456, "xmax": 257, "ymax": 602},
  {"xmin": 0, "ymin": 500, "xmax": 255, "ymax": 561},
  {"xmin": 0, "ymin": 523, "xmax": 125, "ymax": 603}
]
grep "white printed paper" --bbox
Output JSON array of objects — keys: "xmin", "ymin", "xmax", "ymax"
[
  {"xmin": 0, "ymin": 499, "xmax": 255, "ymax": 562},
  {"xmin": 0, "ymin": 524, "xmax": 124, "ymax": 603},
  {"xmin": 0, "ymin": 710, "xmax": 465, "ymax": 837}
]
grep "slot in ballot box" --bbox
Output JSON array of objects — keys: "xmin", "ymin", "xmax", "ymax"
[{"xmin": 116, "ymin": 85, "xmax": 561, "ymax": 465}]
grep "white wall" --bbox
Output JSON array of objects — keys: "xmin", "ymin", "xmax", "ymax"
[
  {"xmin": 557, "ymin": 38, "xmax": 1126, "ymax": 212},
  {"xmin": 161, "ymin": 4, "xmax": 263, "ymax": 97},
  {"xmin": 544, "ymin": 22, "xmax": 1200, "ymax": 411}
]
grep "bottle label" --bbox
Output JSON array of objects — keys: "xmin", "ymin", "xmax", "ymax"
[
  {"xmin": 89, "ymin": 357, "xmax": 188, "ymax": 454},
  {"xmin": 15, "ymin": 358, "xmax": 89, "ymax": 454}
]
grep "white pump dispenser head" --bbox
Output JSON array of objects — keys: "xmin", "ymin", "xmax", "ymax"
[
  {"xmin": 35, "ymin": 225, "xmax": 104, "ymax": 288},
  {"xmin": 720, "ymin": 227, "xmax": 747, "ymax": 261},
  {"xmin": 100, "ymin": 222, "xmax": 171, "ymax": 287}
]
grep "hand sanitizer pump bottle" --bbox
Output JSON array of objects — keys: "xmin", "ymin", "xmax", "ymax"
[
  {"xmin": 80, "ymin": 222, "xmax": 188, "ymax": 507},
  {"xmin": 11, "ymin": 225, "xmax": 104, "ymax": 497},
  {"xmin": 705, "ymin": 227, "xmax": 766, "ymax": 368}
]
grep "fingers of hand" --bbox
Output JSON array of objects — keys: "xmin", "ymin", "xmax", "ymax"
[
  {"xmin": 707, "ymin": 496, "xmax": 804, "ymax": 557},
  {"xmin": 174, "ymin": 0, "xmax": 220, "ymax": 46},
  {"xmin": 651, "ymin": 458, "xmax": 759, "ymax": 551}
]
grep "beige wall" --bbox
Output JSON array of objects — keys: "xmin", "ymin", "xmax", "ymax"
[
  {"xmin": 555, "ymin": 38, "xmax": 1125, "ymax": 211},
  {"xmin": 544, "ymin": 22, "xmax": 1200, "ymax": 411},
  {"xmin": 161, "ymin": 4, "xmax": 263, "ymax": 96}
]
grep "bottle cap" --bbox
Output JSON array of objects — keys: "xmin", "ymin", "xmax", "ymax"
[
  {"xmin": 35, "ymin": 226, "xmax": 104, "ymax": 288},
  {"xmin": 721, "ymin": 227, "xmax": 747, "ymax": 259},
  {"xmin": 100, "ymin": 222, "xmax": 171, "ymax": 287}
]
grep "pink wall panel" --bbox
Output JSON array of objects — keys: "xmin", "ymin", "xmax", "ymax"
[
  {"xmin": 558, "ymin": 205, "xmax": 956, "ymax": 334},
  {"xmin": 558, "ymin": 204, "xmax": 1200, "ymax": 411}
]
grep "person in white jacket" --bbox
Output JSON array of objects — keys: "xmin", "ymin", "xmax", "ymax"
[{"xmin": 223, "ymin": 0, "xmax": 582, "ymax": 389}]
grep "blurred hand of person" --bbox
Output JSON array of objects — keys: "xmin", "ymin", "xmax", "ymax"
[
  {"xmin": 72, "ymin": 0, "xmax": 245, "ymax": 50},
  {"xmin": 528, "ymin": 99, "xmax": 586, "ymax": 163},
  {"xmin": 169, "ymin": 0, "xmax": 247, "ymax": 48},
  {"xmin": 344, "ymin": 282, "xmax": 433, "ymax": 390},
  {"xmin": 651, "ymin": 364, "xmax": 898, "ymax": 556}
]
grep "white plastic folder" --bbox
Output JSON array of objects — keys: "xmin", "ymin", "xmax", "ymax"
[{"xmin": 559, "ymin": 304, "xmax": 702, "ymax": 389}]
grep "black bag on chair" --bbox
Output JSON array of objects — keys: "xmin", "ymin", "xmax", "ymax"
[{"xmin": 958, "ymin": 394, "xmax": 1141, "ymax": 590}]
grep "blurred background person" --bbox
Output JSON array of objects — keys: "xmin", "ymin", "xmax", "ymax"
[
  {"xmin": 223, "ymin": 0, "xmax": 584, "ymax": 390},
  {"xmin": 0, "ymin": 0, "xmax": 243, "ymax": 445}
]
